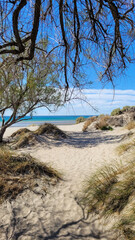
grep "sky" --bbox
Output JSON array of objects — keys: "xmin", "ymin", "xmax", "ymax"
[
  {"xmin": 36, "ymin": 61, "xmax": 135, "ymax": 116},
  {"xmin": 4, "ymin": 53, "xmax": 134, "ymax": 117},
  {"xmin": 2, "ymin": 1, "xmax": 135, "ymax": 117}
]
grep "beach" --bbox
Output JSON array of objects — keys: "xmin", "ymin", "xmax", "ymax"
[{"xmin": 0, "ymin": 123, "xmax": 130, "ymax": 240}]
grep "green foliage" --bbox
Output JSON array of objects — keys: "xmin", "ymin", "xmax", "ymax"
[
  {"xmin": 122, "ymin": 106, "xmax": 131, "ymax": 112},
  {"xmin": 0, "ymin": 53, "xmax": 63, "ymax": 141},
  {"xmin": 111, "ymin": 108, "xmax": 122, "ymax": 116},
  {"xmin": 111, "ymin": 106, "xmax": 134, "ymax": 116},
  {"xmin": 100, "ymin": 126, "xmax": 113, "ymax": 131},
  {"xmin": 76, "ymin": 116, "xmax": 85, "ymax": 124}
]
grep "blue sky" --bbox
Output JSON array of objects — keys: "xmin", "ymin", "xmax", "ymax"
[
  {"xmin": 2, "ymin": 1, "xmax": 135, "ymax": 117},
  {"xmin": 5, "ymin": 59, "xmax": 135, "ymax": 117},
  {"xmin": 36, "ymin": 62, "xmax": 135, "ymax": 116}
]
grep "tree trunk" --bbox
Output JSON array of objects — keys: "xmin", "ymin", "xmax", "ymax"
[{"xmin": 0, "ymin": 127, "xmax": 7, "ymax": 143}]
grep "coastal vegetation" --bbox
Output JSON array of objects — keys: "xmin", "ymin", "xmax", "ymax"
[
  {"xmin": 0, "ymin": 55, "xmax": 62, "ymax": 142},
  {"xmin": 117, "ymin": 137, "xmax": 135, "ymax": 155},
  {"xmin": 0, "ymin": 106, "xmax": 135, "ymax": 237},
  {"xmin": 82, "ymin": 115, "xmax": 112, "ymax": 131},
  {"xmin": 111, "ymin": 106, "xmax": 135, "ymax": 116},
  {"xmin": 82, "ymin": 106, "xmax": 135, "ymax": 131},
  {"xmin": 0, "ymin": 149, "xmax": 61, "ymax": 204},
  {"xmin": 10, "ymin": 123, "xmax": 67, "ymax": 149},
  {"xmin": 111, "ymin": 108, "xmax": 122, "ymax": 116},
  {"xmin": 0, "ymin": 1, "xmax": 135, "ymax": 140},
  {"xmin": 81, "ymin": 158, "xmax": 135, "ymax": 239},
  {"xmin": 81, "ymin": 109, "xmax": 135, "ymax": 239},
  {"xmin": 76, "ymin": 116, "xmax": 85, "ymax": 124},
  {"xmin": 0, "ymin": 1, "xmax": 135, "ymax": 237},
  {"xmin": 82, "ymin": 116, "xmax": 97, "ymax": 131},
  {"xmin": 95, "ymin": 115, "xmax": 112, "ymax": 130},
  {"xmin": 125, "ymin": 121, "xmax": 135, "ymax": 130}
]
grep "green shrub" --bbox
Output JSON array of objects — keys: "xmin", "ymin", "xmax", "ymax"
[
  {"xmin": 121, "ymin": 106, "xmax": 131, "ymax": 113},
  {"xmin": 76, "ymin": 116, "xmax": 85, "ymax": 124},
  {"xmin": 100, "ymin": 126, "xmax": 113, "ymax": 131},
  {"xmin": 111, "ymin": 108, "xmax": 122, "ymax": 116},
  {"xmin": 96, "ymin": 115, "xmax": 112, "ymax": 130}
]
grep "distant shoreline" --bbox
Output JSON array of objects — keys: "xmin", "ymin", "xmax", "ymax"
[
  {"xmin": 5, "ymin": 120, "xmax": 77, "ymax": 127},
  {"xmin": 0, "ymin": 115, "xmax": 92, "ymax": 127}
]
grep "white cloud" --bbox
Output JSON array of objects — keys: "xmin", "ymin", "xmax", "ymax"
[
  {"xmin": 33, "ymin": 88, "xmax": 135, "ymax": 115},
  {"xmin": 4, "ymin": 88, "xmax": 135, "ymax": 117}
]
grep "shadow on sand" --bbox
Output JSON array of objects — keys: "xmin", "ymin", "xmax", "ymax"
[
  {"xmin": 1, "ymin": 203, "xmax": 115, "ymax": 240},
  {"xmin": 36, "ymin": 130, "xmax": 126, "ymax": 149}
]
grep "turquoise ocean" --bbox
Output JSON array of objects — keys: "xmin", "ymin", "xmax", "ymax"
[{"xmin": 0, "ymin": 115, "xmax": 91, "ymax": 127}]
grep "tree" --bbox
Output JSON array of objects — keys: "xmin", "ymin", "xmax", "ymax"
[
  {"xmin": 0, "ymin": 0, "xmax": 135, "ymax": 91},
  {"xmin": 0, "ymin": 54, "xmax": 62, "ymax": 142}
]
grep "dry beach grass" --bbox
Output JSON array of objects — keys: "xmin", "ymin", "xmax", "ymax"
[
  {"xmin": 0, "ymin": 149, "xmax": 61, "ymax": 204},
  {"xmin": 0, "ymin": 123, "xmax": 135, "ymax": 239}
]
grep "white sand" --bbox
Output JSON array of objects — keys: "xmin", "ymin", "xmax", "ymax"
[{"xmin": 0, "ymin": 123, "xmax": 130, "ymax": 240}]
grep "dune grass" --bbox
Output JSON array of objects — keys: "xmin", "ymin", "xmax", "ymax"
[
  {"xmin": 116, "ymin": 206, "xmax": 135, "ymax": 240},
  {"xmin": 125, "ymin": 121, "xmax": 135, "ymax": 130},
  {"xmin": 81, "ymin": 160, "xmax": 135, "ymax": 239},
  {"xmin": 11, "ymin": 123, "xmax": 67, "ymax": 149},
  {"xmin": 82, "ymin": 115, "xmax": 113, "ymax": 131},
  {"xmin": 76, "ymin": 116, "xmax": 85, "ymax": 124},
  {"xmin": 82, "ymin": 116, "xmax": 97, "ymax": 131},
  {"xmin": 117, "ymin": 140, "xmax": 135, "ymax": 155},
  {"xmin": 34, "ymin": 123, "xmax": 67, "ymax": 138},
  {"xmin": 0, "ymin": 149, "xmax": 61, "ymax": 204},
  {"xmin": 11, "ymin": 128, "xmax": 31, "ymax": 138},
  {"xmin": 96, "ymin": 115, "xmax": 112, "ymax": 130}
]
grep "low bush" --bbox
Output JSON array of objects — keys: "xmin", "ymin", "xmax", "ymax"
[
  {"xmin": 11, "ymin": 128, "xmax": 31, "ymax": 138},
  {"xmin": 82, "ymin": 116, "xmax": 97, "ymax": 131},
  {"xmin": 11, "ymin": 123, "xmax": 67, "ymax": 148},
  {"xmin": 121, "ymin": 106, "xmax": 131, "ymax": 113},
  {"xmin": 0, "ymin": 149, "xmax": 61, "ymax": 204},
  {"xmin": 96, "ymin": 115, "xmax": 112, "ymax": 130},
  {"xmin": 100, "ymin": 126, "xmax": 113, "ymax": 131},
  {"xmin": 111, "ymin": 108, "xmax": 122, "ymax": 116},
  {"xmin": 76, "ymin": 116, "xmax": 85, "ymax": 124},
  {"xmin": 125, "ymin": 121, "xmax": 135, "ymax": 130},
  {"xmin": 34, "ymin": 123, "xmax": 67, "ymax": 139},
  {"xmin": 14, "ymin": 132, "xmax": 36, "ymax": 149}
]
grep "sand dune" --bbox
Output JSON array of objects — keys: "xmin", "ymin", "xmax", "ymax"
[{"xmin": 0, "ymin": 123, "xmax": 130, "ymax": 240}]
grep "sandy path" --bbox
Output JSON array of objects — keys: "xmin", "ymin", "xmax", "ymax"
[{"xmin": 0, "ymin": 125, "xmax": 128, "ymax": 240}]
